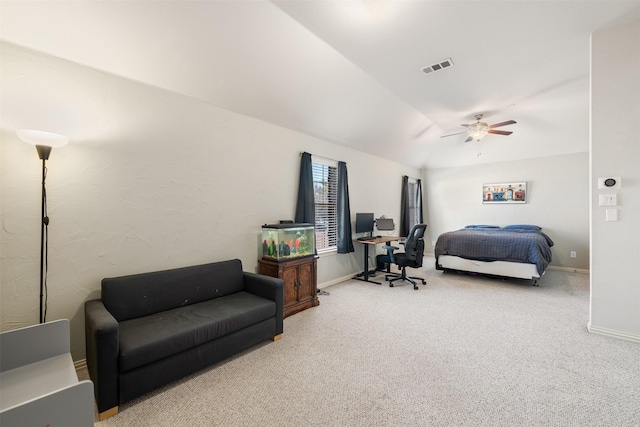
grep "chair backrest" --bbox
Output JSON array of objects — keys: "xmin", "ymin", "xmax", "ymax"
[{"xmin": 403, "ymin": 224, "xmax": 427, "ymax": 266}]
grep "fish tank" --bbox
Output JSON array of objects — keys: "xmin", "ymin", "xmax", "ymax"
[{"xmin": 261, "ymin": 223, "xmax": 315, "ymax": 262}]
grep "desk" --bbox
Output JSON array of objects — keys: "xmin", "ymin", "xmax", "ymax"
[{"xmin": 353, "ymin": 236, "xmax": 403, "ymax": 284}]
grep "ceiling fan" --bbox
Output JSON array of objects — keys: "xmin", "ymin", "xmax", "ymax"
[{"xmin": 441, "ymin": 114, "xmax": 516, "ymax": 142}]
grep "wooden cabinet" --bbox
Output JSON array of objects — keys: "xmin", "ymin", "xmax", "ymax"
[{"xmin": 258, "ymin": 256, "xmax": 319, "ymax": 318}]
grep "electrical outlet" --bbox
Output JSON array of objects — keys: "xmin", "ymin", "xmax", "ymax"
[{"xmin": 570, "ymin": 251, "xmax": 576, "ymax": 259}]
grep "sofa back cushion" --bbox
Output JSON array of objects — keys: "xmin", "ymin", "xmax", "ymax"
[{"xmin": 102, "ymin": 259, "xmax": 245, "ymax": 321}]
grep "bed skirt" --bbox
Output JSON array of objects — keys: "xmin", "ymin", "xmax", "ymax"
[{"xmin": 436, "ymin": 255, "xmax": 541, "ymax": 280}]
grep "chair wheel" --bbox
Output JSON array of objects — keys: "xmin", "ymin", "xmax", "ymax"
[
  {"xmin": 389, "ymin": 283, "xmax": 394, "ymax": 287},
  {"xmin": 421, "ymin": 280, "xmax": 426, "ymax": 285},
  {"xmin": 413, "ymin": 285, "xmax": 419, "ymax": 290}
]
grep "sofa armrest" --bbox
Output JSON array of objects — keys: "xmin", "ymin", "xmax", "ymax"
[
  {"xmin": 85, "ymin": 299, "xmax": 120, "ymax": 414},
  {"xmin": 244, "ymin": 272, "xmax": 284, "ymax": 335}
]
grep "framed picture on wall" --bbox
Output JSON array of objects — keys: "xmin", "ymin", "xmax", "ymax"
[{"xmin": 483, "ymin": 182, "xmax": 527, "ymax": 204}]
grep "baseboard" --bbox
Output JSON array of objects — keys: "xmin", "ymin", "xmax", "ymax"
[
  {"xmin": 318, "ymin": 273, "xmax": 356, "ymax": 289},
  {"xmin": 318, "ymin": 265, "xmax": 589, "ymax": 289},
  {"xmin": 547, "ymin": 265, "xmax": 590, "ymax": 274},
  {"xmin": 587, "ymin": 323, "xmax": 640, "ymax": 343},
  {"xmin": 74, "ymin": 358, "xmax": 87, "ymax": 371}
]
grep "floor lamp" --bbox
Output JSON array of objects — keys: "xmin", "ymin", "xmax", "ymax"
[{"xmin": 16, "ymin": 129, "xmax": 69, "ymax": 324}]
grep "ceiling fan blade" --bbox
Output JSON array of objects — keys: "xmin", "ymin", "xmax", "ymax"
[
  {"xmin": 489, "ymin": 120, "xmax": 516, "ymax": 128},
  {"xmin": 488, "ymin": 130, "xmax": 513, "ymax": 136},
  {"xmin": 440, "ymin": 131, "xmax": 467, "ymax": 138},
  {"xmin": 464, "ymin": 136, "xmax": 473, "ymax": 143},
  {"xmin": 460, "ymin": 124, "xmax": 471, "ymax": 127}
]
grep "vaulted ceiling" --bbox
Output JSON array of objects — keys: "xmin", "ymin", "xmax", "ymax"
[{"xmin": 2, "ymin": 1, "xmax": 639, "ymax": 168}]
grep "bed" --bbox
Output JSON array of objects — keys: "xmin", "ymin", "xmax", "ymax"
[{"xmin": 434, "ymin": 225, "xmax": 554, "ymax": 285}]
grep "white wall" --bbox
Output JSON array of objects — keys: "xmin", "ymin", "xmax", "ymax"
[
  {"xmin": 423, "ymin": 152, "xmax": 590, "ymax": 271},
  {"xmin": 0, "ymin": 42, "xmax": 419, "ymax": 359},
  {"xmin": 589, "ymin": 19, "xmax": 640, "ymax": 341}
]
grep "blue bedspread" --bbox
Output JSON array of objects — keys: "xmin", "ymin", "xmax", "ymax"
[{"xmin": 434, "ymin": 227, "xmax": 554, "ymax": 275}]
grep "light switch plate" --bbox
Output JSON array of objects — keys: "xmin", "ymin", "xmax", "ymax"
[{"xmin": 599, "ymin": 193, "xmax": 617, "ymax": 206}]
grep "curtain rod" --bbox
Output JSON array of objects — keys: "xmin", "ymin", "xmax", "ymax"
[{"xmin": 300, "ymin": 152, "xmax": 340, "ymax": 164}]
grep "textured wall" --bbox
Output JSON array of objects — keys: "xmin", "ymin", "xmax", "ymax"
[{"xmin": 1, "ymin": 43, "xmax": 419, "ymax": 359}]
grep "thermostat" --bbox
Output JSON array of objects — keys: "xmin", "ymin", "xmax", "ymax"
[{"xmin": 598, "ymin": 177, "xmax": 621, "ymax": 190}]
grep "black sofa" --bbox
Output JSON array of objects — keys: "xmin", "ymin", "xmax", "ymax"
[{"xmin": 85, "ymin": 259, "xmax": 283, "ymax": 420}]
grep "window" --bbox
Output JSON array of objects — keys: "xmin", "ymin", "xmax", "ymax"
[
  {"xmin": 407, "ymin": 179, "xmax": 421, "ymax": 230},
  {"xmin": 312, "ymin": 158, "xmax": 338, "ymax": 252}
]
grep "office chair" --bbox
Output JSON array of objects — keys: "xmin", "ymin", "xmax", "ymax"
[{"xmin": 380, "ymin": 224, "xmax": 427, "ymax": 290}]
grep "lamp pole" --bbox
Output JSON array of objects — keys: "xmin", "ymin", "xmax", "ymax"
[
  {"xmin": 17, "ymin": 131, "xmax": 67, "ymax": 324},
  {"xmin": 37, "ymin": 146, "xmax": 52, "ymax": 323}
]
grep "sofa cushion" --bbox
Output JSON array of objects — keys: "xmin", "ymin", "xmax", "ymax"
[
  {"xmin": 102, "ymin": 259, "xmax": 246, "ymax": 321},
  {"xmin": 118, "ymin": 291, "xmax": 275, "ymax": 372}
]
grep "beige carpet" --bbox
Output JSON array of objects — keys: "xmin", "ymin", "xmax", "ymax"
[{"xmin": 83, "ymin": 256, "xmax": 640, "ymax": 426}]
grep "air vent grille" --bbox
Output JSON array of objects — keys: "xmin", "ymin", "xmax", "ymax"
[{"xmin": 421, "ymin": 58, "xmax": 454, "ymax": 75}]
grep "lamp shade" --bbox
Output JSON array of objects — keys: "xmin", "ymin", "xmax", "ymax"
[
  {"xmin": 17, "ymin": 129, "xmax": 69, "ymax": 148},
  {"xmin": 471, "ymin": 129, "xmax": 488, "ymax": 141}
]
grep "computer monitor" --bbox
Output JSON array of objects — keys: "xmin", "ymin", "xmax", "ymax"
[
  {"xmin": 355, "ymin": 213, "xmax": 374, "ymax": 234},
  {"xmin": 376, "ymin": 218, "xmax": 395, "ymax": 231}
]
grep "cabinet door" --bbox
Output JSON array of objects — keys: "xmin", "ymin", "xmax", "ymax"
[
  {"xmin": 282, "ymin": 266, "xmax": 299, "ymax": 306},
  {"xmin": 296, "ymin": 263, "xmax": 314, "ymax": 302}
]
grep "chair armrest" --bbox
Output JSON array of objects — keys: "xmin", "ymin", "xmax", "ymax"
[
  {"xmin": 0, "ymin": 380, "xmax": 94, "ymax": 427},
  {"xmin": 0, "ymin": 319, "xmax": 70, "ymax": 372},
  {"xmin": 244, "ymin": 272, "xmax": 284, "ymax": 335},
  {"xmin": 84, "ymin": 299, "xmax": 120, "ymax": 413},
  {"xmin": 381, "ymin": 245, "xmax": 400, "ymax": 263}
]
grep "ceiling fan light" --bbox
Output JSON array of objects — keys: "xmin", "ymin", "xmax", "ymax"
[
  {"xmin": 472, "ymin": 129, "xmax": 488, "ymax": 141},
  {"xmin": 468, "ymin": 122, "xmax": 489, "ymax": 141}
]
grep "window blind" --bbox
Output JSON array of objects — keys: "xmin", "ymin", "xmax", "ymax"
[{"xmin": 312, "ymin": 161, "xmax": 338, "ymax": 250}]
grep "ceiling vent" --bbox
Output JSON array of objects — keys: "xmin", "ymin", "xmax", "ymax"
[{"xmin": 421, "ymin": 58, "xmax": 454, "ymax": 75}]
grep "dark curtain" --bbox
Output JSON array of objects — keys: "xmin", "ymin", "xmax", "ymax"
[
  {"xmin": 295, "ymin": 152, "xmax": 315, "ymax": 225},
  {"xmin": 416, "ymin": 178, "xmax": 424, "ymax": 224},
  {"xmin": 337, "ymin": 161, "xmax": 354, "ymax": 254},
  {"xmin": 400, "ymin": 175, "xmax": 410, "ymax": 237}
]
